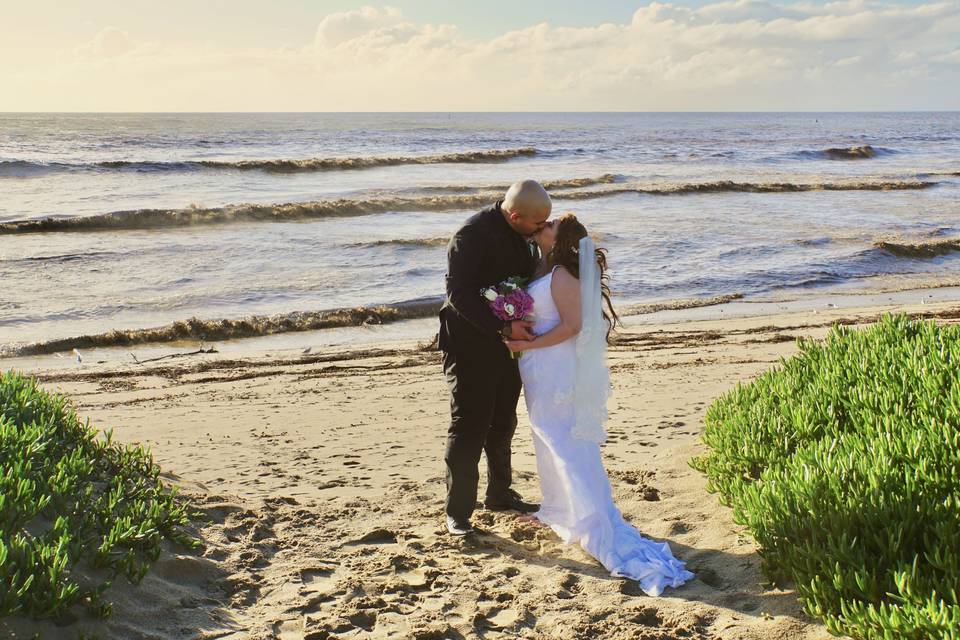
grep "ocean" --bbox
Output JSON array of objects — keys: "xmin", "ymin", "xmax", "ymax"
[{"xmin": 1, "ymin": 112, "xmax": 958, "ymax": 356}]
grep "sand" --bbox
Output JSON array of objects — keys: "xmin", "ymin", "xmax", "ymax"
[{"xmin": 4, "ymin": 294, "xmax": 959, "ymax": 640}]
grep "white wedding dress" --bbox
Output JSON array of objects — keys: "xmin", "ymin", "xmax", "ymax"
[{"xmin": 518, "ymin": 266, "xmax": 694, "ymax": 597}]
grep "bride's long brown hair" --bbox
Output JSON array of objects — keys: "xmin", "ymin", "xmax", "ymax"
[{"xmin": 543, "ymin": 213, "xmax": 621, "ymax": 343}]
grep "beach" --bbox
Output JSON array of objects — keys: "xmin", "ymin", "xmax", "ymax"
[
  {"xmin": 5, "ymin": 291, "xmax": 959, "ymax": 640},
  {"xmin": 3, "ymin": 0, "xmax": 959, "ymax": 632},
  {"xmin": 2, "ymin": 110, "xmax": 959, "ymax": 638}
]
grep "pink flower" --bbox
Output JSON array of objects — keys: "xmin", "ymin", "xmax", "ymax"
[
  {"xmin": 482, "ymin": 277, "xmax": 535, "ymax": 322},
  {"xmin": 504, "ymin": 289, "xmax": 533, "ymax": 318},
  {"xmin": 489, "ymin": 296, "xmax": 510, "ymax": 320}
]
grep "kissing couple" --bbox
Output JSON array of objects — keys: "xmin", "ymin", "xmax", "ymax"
[{"xmin": 437, "ymin": 179, "xmax": 693, "ymax": 596}]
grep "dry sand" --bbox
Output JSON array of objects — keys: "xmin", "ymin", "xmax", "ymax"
[{"xmin": 5, "ymin": 296, "xmax": 960, "ymax": 640}]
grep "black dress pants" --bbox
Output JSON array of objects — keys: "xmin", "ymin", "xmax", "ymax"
[{"xmin": 442, "ymin": 347, "xmax": 521, "ymax": 521}]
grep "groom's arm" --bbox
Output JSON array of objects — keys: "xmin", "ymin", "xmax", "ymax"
[{"xmin": 445, "ymin": 228, "xmax": 505, "ymax": 337}]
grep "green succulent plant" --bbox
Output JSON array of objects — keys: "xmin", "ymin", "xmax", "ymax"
[
  {"xmin": 0, "ymin": 371, "xmax": 198, "ymax": 623},
  {"xmin": 691, "ymin": 315, "xmax": 959, "ymax": 639}
]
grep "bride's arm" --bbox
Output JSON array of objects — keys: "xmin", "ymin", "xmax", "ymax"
[{"xmin": 506, "ymin": 267, "xmax": 581, "ymax": 352}]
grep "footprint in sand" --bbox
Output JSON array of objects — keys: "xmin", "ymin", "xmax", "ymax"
[
  {"xmin": 558, "ymin": 573, "xmax": 581, "ymax": 599},
  {"xmin": 300, "ymin": 567, "xmax": 338, "ymax": 595},
  {"xmin": 693, "ymin": 566, "xmax": 725, "ymax": 589},
  {"xmin": 347, "ymin": 610, "xmax": 377, "ymax": 631},
  {"xmin": 272, "ymin": 618, "xmax": 303, "ymax": 640},
  {"xmin": 487, "ymin": 607, "xmax": 520, "ymax": 627},
  {"xmin": 629, "ymin": 607, "xmax": 664, "ymax": 627},
  {"xmin": 419, "ymin": 593, "xmax": 456, "ymax": 614},
  {"xmin": 474, "ymin": 607, "xmax": 525, "ymax": 633},
  {"xmin": 397, "ymin": 569, "xmax": 430, "ymax": 588},
  {"xmin": 508, "ymin": 521, "xmax": 542, "ymax": 542},
  {"xmin": 668, "ymin": 520, "xmax": 691, "ymax": 535},
  {"xmin": 349, "ymin": 528, "xmax": 399, "ymax": 545}
]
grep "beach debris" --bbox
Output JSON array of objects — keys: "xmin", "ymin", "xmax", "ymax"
[
  {"xmin": 130, "ymin": 347, "xmax": 218, "ymax": 365},
  {"xmin": 72, "ymin": 348, "xmax": 82, "ymax": 364}
]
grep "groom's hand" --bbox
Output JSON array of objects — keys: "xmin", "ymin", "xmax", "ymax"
[{"xmin": 504, "ymin": 319, "xmax": 535, "ymax": 341}]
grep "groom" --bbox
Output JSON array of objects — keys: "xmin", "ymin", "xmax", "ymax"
[{"xmin": 438, "ymin": 179, "xmax": 552, "ymax": 536}]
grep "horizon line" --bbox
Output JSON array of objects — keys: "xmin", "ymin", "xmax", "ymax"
[{"xmin": 2, "ymin": 109, "xmax": 958, "ymax": 115}]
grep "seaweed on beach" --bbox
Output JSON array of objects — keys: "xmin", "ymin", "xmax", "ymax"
[
  {"xmin": 691, "ymin": 315, "xmax": 960, "ymax": 639},
  {"xmin": 5, "ymin": 301, "xmax": 443, "ymax": 357}
]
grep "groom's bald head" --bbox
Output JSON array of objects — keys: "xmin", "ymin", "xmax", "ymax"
[{"xmin": 502, "ymin": 179, "xmax": 552, "ymax": 236}]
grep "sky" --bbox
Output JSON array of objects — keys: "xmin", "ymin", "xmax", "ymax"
[{"xmin": 1, "ymin": 0, "xmax": 958, "ymax": 111}]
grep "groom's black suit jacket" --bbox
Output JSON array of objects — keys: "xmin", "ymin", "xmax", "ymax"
[{"xmin": 438, "ymin": 201, "xmax": 536, "ymax": 355}]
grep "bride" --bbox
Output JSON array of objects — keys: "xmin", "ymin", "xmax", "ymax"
[{"xmin": 504, "ymin": 213, "xmax": 694, "ymax": 597}]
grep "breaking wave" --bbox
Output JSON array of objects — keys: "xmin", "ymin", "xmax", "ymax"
[
  {"xmin": 412, "ymin": 174, "xmax": 620, "ymax": 195},
  {"xmin": 2, "ymin": 299, "xmax": 444, "ymax": 357},
  {"xmin": 918, "ymin": 171, "xmax": 960, "ymax": 178},
  {"xmin": 0, "ymin": 179, "xmax": 937, "ymax": 235},
  {"xmin": 559, "ymin": 179, "xmax": 934, "ymax": 198},
  {"xmin": 0, "ymin": 194, "xmax": 498, "ymax": 234},
  {"xmin": 874, "ymin": 237, "xmax": 960, "ymax": 259},
  {"xmin": 797, "ymin": 145, "xmax": 894, "ymax": 160},
  {"xmin": 623, "ymin": 293, "xmax": 745, "ymax": 315},
  {"xmin": 349, "ymin": 237, "xmax": 449, "ymax": 249},
  {"xmin": 0, "ymin": 250, "xmax": 125, "ymax": 265},
  {"xmin": 0, "ymin": 148, "xmax": 539, "ymax": 177},
  {"xmin": 0, "ymin": 160, "xmax": 62, "ymax": 178}
]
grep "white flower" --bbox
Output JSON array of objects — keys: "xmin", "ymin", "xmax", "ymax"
[
  {"xmin": 504, "ymin": 303, "xmax": 516, "ymax": 316},
  {"xmin": 483, "ymin": 289, "xmax": 497, "ymax": 301},
  {"xmin": 505, "ymin": 282, "xmax": 518, "ymax": 291}
]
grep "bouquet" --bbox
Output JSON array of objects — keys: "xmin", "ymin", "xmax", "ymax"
[{"xmin": 481, "ymin": 276, "xmax": 534, "ymax": 358}]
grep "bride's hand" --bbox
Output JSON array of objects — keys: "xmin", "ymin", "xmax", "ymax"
[{"xmin": 504, "ymin": 338, "xmax": 534, "ymax": 353}]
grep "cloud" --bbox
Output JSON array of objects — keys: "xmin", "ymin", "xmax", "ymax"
[
  {"xmin": 934, "ymin": 48, "xmax": 960, "ymax": 64},
  {"xmin": 696, "ymin": 0, "xmax": 804, "ymax": 23},
  {"xmin": 314, "ymin": 5, "xmax": 404, "ymax": 47},
  {"xmin": 4, "ymin": 2, "xmax": 959, "ymax": 110},
  {"xmin": 75, "ymin": 27, "xmax": 138, "ymax": 59}
]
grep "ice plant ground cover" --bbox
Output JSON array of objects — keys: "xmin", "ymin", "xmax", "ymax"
[
  {"xmin": 0, "ymin": 370, "xmax": 197, "ymax": 621},
  {"xmin": 691, "ymin": 315, "xmax": 960, "ymax": 639}
]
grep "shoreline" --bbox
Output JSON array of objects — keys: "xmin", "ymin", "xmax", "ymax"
[
  {"xmin": 5, "ymin": 292, "xmax": 960, "ymax": 638},
  {"xmin": 6, "ymin": 277, "xmax": 960, "ymax": 372}
]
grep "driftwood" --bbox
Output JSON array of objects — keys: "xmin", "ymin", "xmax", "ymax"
[{"xmin": 130, "ymin": 347, "xmax": 218, "ymax": 365}]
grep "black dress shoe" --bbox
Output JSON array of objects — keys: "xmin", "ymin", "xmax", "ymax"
[
  {"xmin": 446, "ymin": 515, "xmax": 474, "ymax": 536},
  {"xmin": 484, "ymin": 489, "xmax": 539, "ymax": 513}
]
